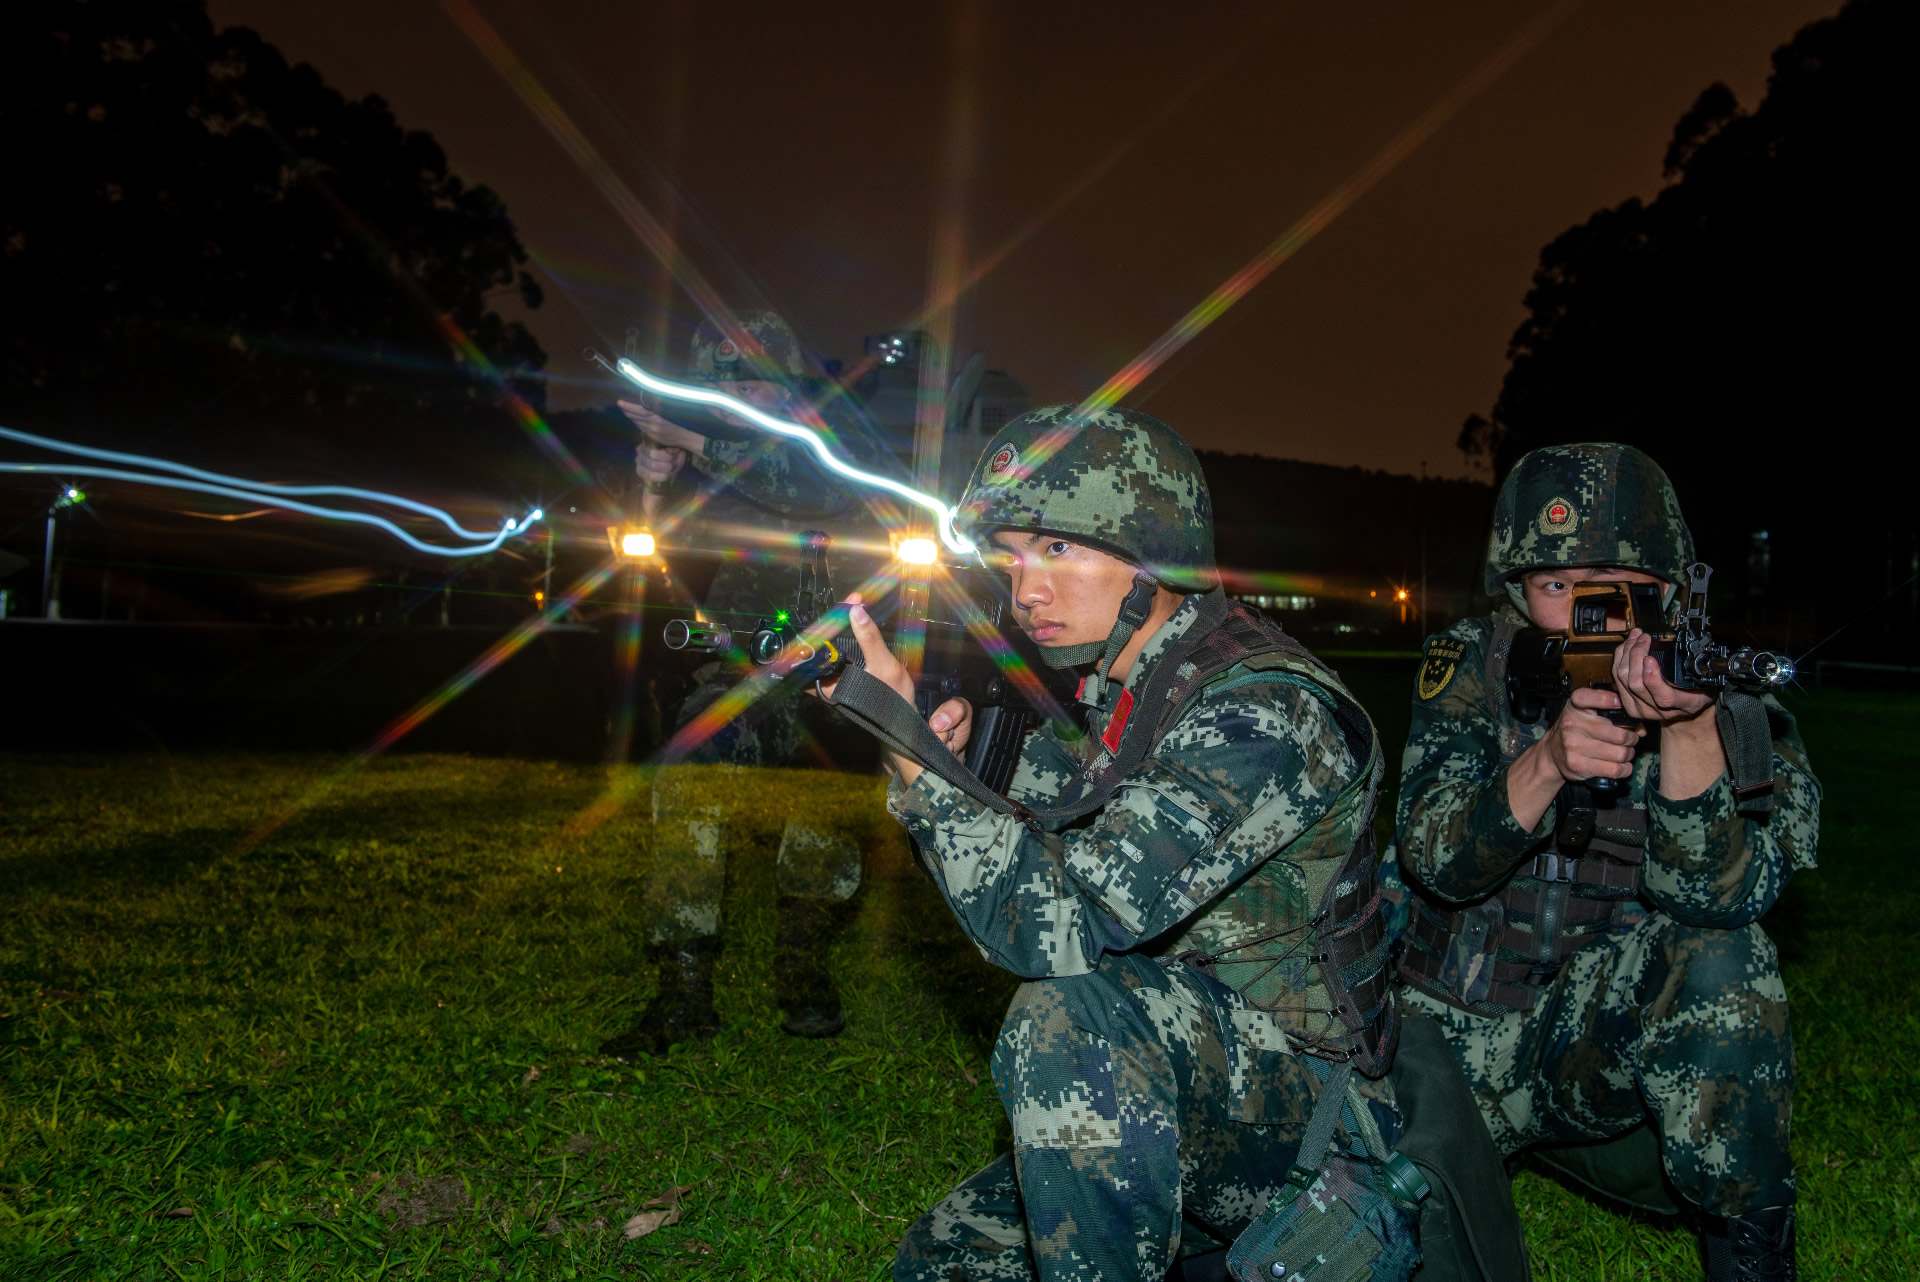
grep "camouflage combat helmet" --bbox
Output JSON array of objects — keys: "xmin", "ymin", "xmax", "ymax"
[
  {"xmin": 955, "ymin": 404, "xmax": 1217, "ymax": 591},
  {"xmin": 955, "ymin": 405, "xmax": 1216, "ymax": 691},
  {"xmin": 687, "ymin": 310, "xmax": 816, "ymax": 386},
  {"xmin": 1485, "ymin": 442, "xmax": 1695, "ymax": 611}
]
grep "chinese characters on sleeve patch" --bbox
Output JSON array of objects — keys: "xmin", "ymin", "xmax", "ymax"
[{"xmin": 1418, "ymin": 637, "xmax": 1467, "ymax": 700}]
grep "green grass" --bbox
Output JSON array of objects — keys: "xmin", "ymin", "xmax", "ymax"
[{"xmin": 1, "ymin": 686, "xmax": 1914, "ymax": 1279}]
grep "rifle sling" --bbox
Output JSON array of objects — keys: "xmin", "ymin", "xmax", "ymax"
[
  {"xmin": 827, "ymin": 664, "xmax": 1017, "ymax": 817},
  {"xmin": 1715, "ymin": 691, "xmax": 1775, "ymax": 815},
  {"xmin": 828, "ymin": 589, "xmax": 1261, "ymax": 828}
]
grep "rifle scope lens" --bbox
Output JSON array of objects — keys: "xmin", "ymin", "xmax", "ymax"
[{"xmin": 750, "ymin": 627, "xmax": 787, "ymax": 666}]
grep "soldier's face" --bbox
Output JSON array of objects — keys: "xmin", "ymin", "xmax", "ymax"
[
  {"xmin": 1522, "ymin": 565, "xmax": 1667, "ymax": 631},
  {"xmin": 713, "ymin": 380, "xmax": 797, "ymax": 425},
  {"xmin": 988, "ymin": 531, "xmax": 1141, "ymax": 648}
]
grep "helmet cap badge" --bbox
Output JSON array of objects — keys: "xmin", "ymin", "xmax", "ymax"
[
  {"xmin": 987, "ymin": 443, "xmax": 1018, "ymax": 476},
  {"xmin": 1538, "ymin": 496, "xmax": 1579, "ymax": 536}
]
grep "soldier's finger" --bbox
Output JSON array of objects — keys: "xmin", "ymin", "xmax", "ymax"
[
  {"xmin": 1567, "ymin": 720, "xmax": 1636, "ymax": 751},
  {"xmin": 1565, "ymin": 706, "xmax": 1633, "ymax": 743},
  {"xmin": 1569, "ymin": 687, "xmax": 1622, "ymax": 711},
  {"xmin": 1577, "ymin": 735, "xmax": 1634, "ymax": 762},
  {"xmin": 844, "ymin": 599, "xmax": 914, "ymax": 700}
]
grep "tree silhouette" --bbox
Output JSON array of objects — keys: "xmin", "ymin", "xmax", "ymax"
[
  {"xmin": 1, "ymin": 0, "xmax": 546, "ymax": 487},
  {"xmin": 1460, "ymin": 0, "xmax": 1910, "ymax": 657}
]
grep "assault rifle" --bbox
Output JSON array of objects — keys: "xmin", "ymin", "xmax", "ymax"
[
  {"xmin": 1505, "ymin": 561, "xmax": 1793, "ymax": 798},
  {"xmin": 662, "ymin": 531, "xmax": 1047, "ymax": 795}
]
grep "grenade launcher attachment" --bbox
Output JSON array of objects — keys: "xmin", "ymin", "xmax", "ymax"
[
  {"xmin": 661, "ymin": 530, "xmax": 1041, "ymax": 796},
  {"xmin": 1505, "ymin": 561, "xmax": 1793, "ymax": 798}
]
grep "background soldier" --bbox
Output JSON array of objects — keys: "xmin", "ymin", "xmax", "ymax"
[
  {"xmin": 824, "ymin": 407, "xmax": 1409, "ymax": 1282},
  {"xmin": 601, "ymin": 310, "xmax": 881, "ymax": 1056},
  {"xmin": 1392, "ymin": 443, "xmax": 1819, "ymax": 1280}
]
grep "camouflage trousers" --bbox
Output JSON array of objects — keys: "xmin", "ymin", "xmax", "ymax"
[
  {"xmin": 1401, "ymin": 911, "xmax": 1794, "ymax": 1215},
  {"xmin": 643, "ymin": 663, "xmax": 861, "ymax": 946},
  {"xmin": 896, "ymin": 951, "xmax": 1398, "ymax": 1282}
]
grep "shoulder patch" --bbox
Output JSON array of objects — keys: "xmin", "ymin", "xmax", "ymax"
[{"xmin": 1418, "ymin": 637, "xmax": 1466, "ymax": 701}]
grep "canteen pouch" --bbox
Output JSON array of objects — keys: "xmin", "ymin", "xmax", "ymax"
[{"xmin": 1225, "ymin": 1151, "xmax": 1421, "ymax": 1282}]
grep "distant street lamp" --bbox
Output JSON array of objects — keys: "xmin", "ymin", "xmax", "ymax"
[{"xmin": 42, "ymin": 485, "xmax": 85, "ymax": 619}]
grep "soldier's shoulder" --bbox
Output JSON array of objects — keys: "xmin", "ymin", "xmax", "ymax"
[
  {"xmin": 1428, "ymin": 615, "xmax": 1495, "ymax": 653},
  {"xmin": 1412, "ymin": 615, "xmax": 1497, "ymax": 710},
  {"xmin": 1182, "ymin": 654, "xmax": 1347, "ymax": 746}
]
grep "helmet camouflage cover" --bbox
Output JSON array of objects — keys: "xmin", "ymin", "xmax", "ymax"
[
  {"xmin": 955, "ymin": 405, "xmax": 1217, "ymax": 591},
  {"xmin": 1484, "ymin": 442, "xmax": 1695, "ymax": 604},
  {"xmin": 687, "ymin": 309, "xmax": 816, "ymax": 385}
]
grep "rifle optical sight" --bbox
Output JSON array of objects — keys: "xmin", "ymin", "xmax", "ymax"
[{"xmin": 1507, "ymin": 563, "xmax": 1791, "ymax": 727}]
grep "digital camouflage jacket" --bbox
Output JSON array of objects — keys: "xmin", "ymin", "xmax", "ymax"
[
  {"xmin": 1395, "ymin": 609, "xmax": 1820, "ymax": 1014},
  {"xmin": 889, "ymin": 595, "xmax": 1381, "ymax": 1049}
]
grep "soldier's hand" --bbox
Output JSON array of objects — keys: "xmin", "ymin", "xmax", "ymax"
[
  {"xmin": 928, "ymin": 697, "xmax": 973, "ymax": 756},
  {"xmin": 827, "ymin": 595, "xmax": 914, "ymax": 704},
  {"xmin": 635, "ymin": 442, "xmax": 685, "ymax": 485},
  {"xmin": 1543, "ymin": 687, "xmax": 1642, "ymax": 782},
  {"xmin": 1611, "ymin": 628, "xmax": 1715, "ymax": 724},
  {"xmin": 1509, "ymin": 688, "xmax": 1643, "ymax": 829},
  {"xmin": 618, "ymin": 399, "xmax": 707, "ymax": 454},
  {"xmin": 821, "ymin": 594, "xmax": 972, "ymax": 786}
]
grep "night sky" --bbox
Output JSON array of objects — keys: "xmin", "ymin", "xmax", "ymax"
[{"xmin": 208, "ymin": 0, "xmax": 1837, "ymax": 479}]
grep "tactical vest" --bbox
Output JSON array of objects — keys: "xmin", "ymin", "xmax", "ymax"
[
  {"xmin": 1132, "ymin": 605, "xmax": 1396, "ymax": 1077},
  {"xmin": 832, "ymin": 591, "xmax": 1399, "ymax": 1076},
  {"xmin": 1397, "ymin": 617, "xmax": 1647, "ymax": 1015}
]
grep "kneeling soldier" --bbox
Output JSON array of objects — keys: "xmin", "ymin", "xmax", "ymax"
[
  {"xmin": 825, "ymin": 408, "xmax": 1414, "ymax": 1282},
  {"xmin": 1394, "ymin": 443, "xmax": 1818, "ymax": 1280}
]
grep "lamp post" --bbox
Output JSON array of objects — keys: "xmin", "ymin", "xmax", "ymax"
[{"xmin": 42, "ymin": 485, "xmax": 84, "ymax": 619}]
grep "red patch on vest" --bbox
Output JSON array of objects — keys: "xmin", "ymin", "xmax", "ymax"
[{"xmin": 1100, "ymin": 689, "xmax": 1134, "ymax": 756}]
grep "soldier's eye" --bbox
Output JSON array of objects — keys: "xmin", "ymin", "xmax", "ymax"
[{"xmin": 1046, "ymin": 540, "xmax": 1071, "ymax": 557}]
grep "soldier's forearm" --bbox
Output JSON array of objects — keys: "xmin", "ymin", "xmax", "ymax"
[
  {"xmin": 1654, "ymin": 713, "xmax": 1727, "ymax": 802},
  {"xmin": 1403, "ymin": 762, "xmax": 1552, "ymax": 904},
  {"xmin": 1505, "ymin": 739, "xmax": 1566, "ymax": 830}
]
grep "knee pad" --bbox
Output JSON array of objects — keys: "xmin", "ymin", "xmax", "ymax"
[{"xmin": 1660, "ymin": 921, "xmax": 1781, "ymax": 1009}]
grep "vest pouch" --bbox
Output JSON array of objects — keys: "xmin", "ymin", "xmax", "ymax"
[
  {"xmin": 1433, "ymin": 898, "xmax": 1503, "ymax": 1007},
  {"xmin": 1225, "ymin": 1151, "xmax": 1421, "ymax": 1282}
]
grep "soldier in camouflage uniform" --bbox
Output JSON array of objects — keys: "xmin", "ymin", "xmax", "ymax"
[
  {"xmin": 822, "ymin": 407, "xmax": 1411, "ymax": 1282},
  {"xmin": 601, "ymin": 310, "xmax": 881, "ymax": 1056},
  {"xmin": 1391, "ymin": 443, "xmax": 1818, "ymax": 1280}
]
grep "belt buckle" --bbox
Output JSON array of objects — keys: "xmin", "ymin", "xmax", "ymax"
[{"xmin": 1534, "ymin": 852, "xmax": 1576, "ymax": 883}]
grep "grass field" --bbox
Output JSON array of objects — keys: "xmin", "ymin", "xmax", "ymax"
[{"xmin": 2, "ymin": 685, "xmax": 1915, "ymax": 1279}]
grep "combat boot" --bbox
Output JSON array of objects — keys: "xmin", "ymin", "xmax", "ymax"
[
  {"xmin": 598, "ymin": 936, "xmax": 722, "ymax": 1058},
  {"xmin": 1703, "ymin": 1205, "xmax": 1795, "ymax": 1281},
  {"xmin": 775, "ymin": 895, "xmax": 851, "ymax": 1038}
]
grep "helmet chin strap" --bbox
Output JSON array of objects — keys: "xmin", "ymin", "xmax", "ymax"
[{"xmin": 1039, "ymin": 572, "xmax": 1159, "ymax": 708}]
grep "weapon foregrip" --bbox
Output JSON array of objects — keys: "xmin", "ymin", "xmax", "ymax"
[{"xmin": 965, "ymin": 703, "xmax": 1031, "ymax": 796}]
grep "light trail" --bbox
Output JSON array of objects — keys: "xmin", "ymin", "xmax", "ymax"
[
  {"xmin": 595, "ymin": 353, "xmax": 975, "ymax": 554},
  {"xmin": 0, "ymin": 461, "xmax": 541, "ymax": 558},
  {"xmin": 1, "ymin": 425, "xmax": 524, "ymax": 543}
]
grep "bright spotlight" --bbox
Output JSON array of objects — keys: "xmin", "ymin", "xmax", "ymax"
[
  {"xmin": 621, "ymin": 531, "xmax": 656, "ymax": 558},
  {"xmin": 896, "ymin": 537, "xmax": 938, "ymax": 566}
]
